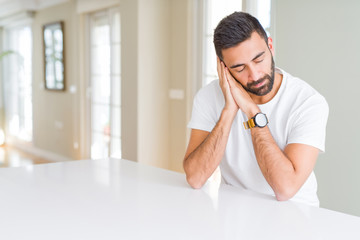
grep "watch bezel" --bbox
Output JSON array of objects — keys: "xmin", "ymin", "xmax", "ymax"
[{"xmin": 254, "ymin": 113, "xmax": 268, "ymax": 128}]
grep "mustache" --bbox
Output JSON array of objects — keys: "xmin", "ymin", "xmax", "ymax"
[{"xmin": 247, "ymin": 74, "xmax": 271, "ymax": 88}]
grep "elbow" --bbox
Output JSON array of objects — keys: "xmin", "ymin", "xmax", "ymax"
[
  {"xmin": 275, "ymin": 193, "xmax": 293, "ymax": 202},
  {"xmin": 274, "ymin": 185, "xmax": 298, "ymax": 202},
  {"xmin": 183, "ymin": 161, "xmax": 206, "ymax": 189},
  {"xmin": 186, "ymin": 175, "xmax": 205, "ymax": 189}
]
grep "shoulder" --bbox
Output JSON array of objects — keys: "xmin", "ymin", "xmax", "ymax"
[
  {"xmin": 193, "ymin": 79, "xmax": 224, "ymax": 107},
  {"xmin": 280, "ymin": 69, "xmax": 328, "ymax": 108},
  {"xmin": 282, "ymin": 70, "xmax": 318, "ymax": 96},
  {"xmin": 277, "ymin": 69, "xmax": 329, "ymax": 124},
  {"xmin": 188, "ymin": 79, "xmax": 223, "ymax": 131},
  {"xmin": 195, "ymin": 79, "xmax": 221, "ymax": 99}
]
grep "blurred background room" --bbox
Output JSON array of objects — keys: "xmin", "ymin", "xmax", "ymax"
[{"xmin": 0, "ymin": 0, "xmax": 359, "ymax": 217}]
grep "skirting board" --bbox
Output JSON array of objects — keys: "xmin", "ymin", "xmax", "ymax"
[{"xmin": 10, "ymin": 142, "xmax": 72, "ymax": 163}]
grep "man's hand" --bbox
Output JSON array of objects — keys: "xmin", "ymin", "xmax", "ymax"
[
  {"xmin": 217, "ymin": 58, "xmax": 239, "ymax": 113},
  {"xmin": 224, "ymin": 67, "xmax": 260, "ymax": 118},
  {"xmin": 183, "ymin": 59, "xmax": 240, "ymax": 189}
]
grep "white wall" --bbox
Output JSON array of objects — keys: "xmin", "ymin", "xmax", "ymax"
[
  {"xmin": 32, "ymin": 0, "xmax": 80, "ymax": 160},
  {"xmin": 1, "ymin": 0, "xmax": 190, "ymax": 172},
  {"xmin": 138, "ymin": 0, "xmax": 171, "ymax": 169},
  {"xmin": 120, "ymin": 0, "xmax": 139, "ymax": 162},
  {"xmin": 275, "ymin": 0, "xmax": 360, "ymax": 216},
  {"xmin": 169, "ymin": 0, "xmax": 188, "ymax": 172}
]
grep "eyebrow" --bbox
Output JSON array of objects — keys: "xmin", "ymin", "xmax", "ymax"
[{"xmin": 229, "ymin": 51, "xmax": 266, "ymax": 69}]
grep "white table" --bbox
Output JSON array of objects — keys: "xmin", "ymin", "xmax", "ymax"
[{"xmin": 0, "ymin": 158, "xmax": 359, "ymax": 239}]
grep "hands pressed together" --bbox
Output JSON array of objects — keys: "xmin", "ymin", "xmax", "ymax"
[{"xmin": 216, "ymin": 57, "xmax": 260, "ymax": 119}]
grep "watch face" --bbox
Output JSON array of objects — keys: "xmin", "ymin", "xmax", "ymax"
[{"xmin": 255, "ymin": 113, "xmax": 268, "ymax": 127}]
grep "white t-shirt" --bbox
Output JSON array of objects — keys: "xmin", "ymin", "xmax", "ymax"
[{"xmin": 188, "ymin": 68, "xmax": 329, "ymax": 206}]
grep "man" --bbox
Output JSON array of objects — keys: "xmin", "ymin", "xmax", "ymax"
[{"xmin": 183, "ymin": 12, "xmax": 328, "ymax": 206}]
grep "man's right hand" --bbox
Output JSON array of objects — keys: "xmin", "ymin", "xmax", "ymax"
[
  {"xmin": 183, "ymin": 59, "xmax": 239, "ymax": 189},
  {"xmin": 217, "ymin": 57, "xmax": 239, "ymax": 113}
]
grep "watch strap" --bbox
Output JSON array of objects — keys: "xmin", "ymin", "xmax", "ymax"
[{"xmin": 243, "ymin": 118, "xmax": 256, "ymax": 130}]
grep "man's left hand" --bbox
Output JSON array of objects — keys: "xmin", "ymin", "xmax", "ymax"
[{"xmin": 224, "ymin": 67, "xmax": 260, "ymax": 118}]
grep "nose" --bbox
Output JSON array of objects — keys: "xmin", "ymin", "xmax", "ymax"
[{"xmin": 247, "ymin": 64, "xmax": 262, "ymax": 81}]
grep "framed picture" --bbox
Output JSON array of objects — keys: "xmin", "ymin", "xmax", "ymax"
[{"xmin": 43, "ymin": 21, "xmax": 65, "ymax": 91}]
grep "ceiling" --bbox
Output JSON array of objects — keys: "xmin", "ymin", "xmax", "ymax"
[{"xmin": 0, "ymin": 0, "xmax": 69, "ymax": 18}]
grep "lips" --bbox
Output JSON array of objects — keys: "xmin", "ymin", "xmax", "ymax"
[
  {"xmin": 249, "ymin": 79, "xmax": 266, "ymax": 88},
  {"xmin": 254, "ymin": 80, "xmax": 265, "ymax": 88}
]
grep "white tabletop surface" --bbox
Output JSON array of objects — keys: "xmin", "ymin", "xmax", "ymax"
[{"xmin": 0, "ymin": 158, "xmax": 359, "ymax": 240}]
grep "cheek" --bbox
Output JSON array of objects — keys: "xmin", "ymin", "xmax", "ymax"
[
  {"xmin": 261, "ymin": 58, "xmax": 272, "ymax": 72},
  {"xmin": 230, "ymin": 71, "xmax": 246, "ymax": 85},
  {"xmin": 228, "ymin": 69, "xmax": 239, "ymax": 80}
]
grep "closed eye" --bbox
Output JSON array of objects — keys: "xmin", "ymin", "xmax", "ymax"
[
  {"xmin": 236, "ymin": 66, "xmax": 246, "ymax": 72},
  {"xmin": 230, "ymin": 51, "xmax": 266, "ymax": 72}
]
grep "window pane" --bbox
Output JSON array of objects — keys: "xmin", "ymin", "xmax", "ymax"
[
  {"xmin": 3, "ymin": 26, "xmax": 32, "ymax": 141},
  {"xmin": 91, "ymin": 45, "xmax": 110, "ymax": 75},
  {"xmin": 207, "ymin": 0, "xmax": 243, "ymax": 34},
  {"xmin": 54, "ymin": 29, "xmax": 63, "ymax": 51},
  {"xmin": 112, "ymin": 11, "xmax": 121, "ymax": 43},
  {"xmin": 91, "ymin": 132, "xmax": 109, "ymax": 159},
  {"xmin": 111, "ymin": 43, "xmax": 121, "ymax": 75},
  {"xmin": 92, "ymin": 75, "xmax": 111, "ymax": 104},
  {"xmin": 111, "ymin": 76, "xmax": 121, "ymax": 107},
  {"xmin": 92, "ymin": 103, "xmax": 110, "ymax": 133},
  {"xmin": 90, "ymin": 8, "xmax": 121, "ymax": 159},
  {"xmin": 204, "ymin": 37, "xmax": 217, "ymax": 77},
  {"xmin": 55, "ymin": 61, "xmax": 63, "ymax": 81},
  {"xmin": 256, "ymin": 0, "xmax": 271, "ymax": 30},
  {"xmin": 110, "ymin": 137, "xmax": 121, "ymax": 158},
  {"xmin": 111, "ymin": 106, "xmax": 121, "ymax": 138},
  {"xmin": 92, "ymin": 16, "xmax": 109, "ymax": 45}
]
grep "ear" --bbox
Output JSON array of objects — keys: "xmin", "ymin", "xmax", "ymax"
[{"xmin": 267, "ymin": 37, "xmax": 275, "ymax": 56}]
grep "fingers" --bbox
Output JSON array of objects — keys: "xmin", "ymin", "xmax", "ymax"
[
  {"xmin": 224, "ymin": 67, "xmax": 234, "ymax": 83},
  {"xmin": 217, "ymin": 58, "xmax": 224, "ymax": 78},
  {"xmin": 224, "ymin": 67, "xmax": 235, "ymax": 89},
  {"xmin": 225, "ymin": 67, "xmax": 245, "ymax": 93},
  {"xmin": 216, "ymin": 57, "xmax": 237, "ymax": 87},
  {"xmin": 217, "ymin": 58, "xmax": 239, "ymax": 97},
  {"xmin": 217, "ymin": 58, "xmax": 227, "ymax": 87},
  {"xmin": 216, "ymin": 57, "xmax": 221, "ymax": 76},
  {"xmin": 217, "ymin": 57, "xmax": 225, "ymax": 85}
]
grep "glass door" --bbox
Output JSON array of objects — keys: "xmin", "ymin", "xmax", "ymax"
[
  {"xmin": 2, "ymin": 25, "xmax": 33, "ymax": 142},
  {"xmin": 89, "ymin": 7, "xmax": 121, "ymax": 159}
]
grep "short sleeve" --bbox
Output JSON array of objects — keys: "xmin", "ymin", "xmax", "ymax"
[
  {"xmin": 187, "ymin": 82, "xmax": 222, "ymax": 132},
  {"xmin": 287, "ymin": 94, "xmax": 329, "ymax": 152}
]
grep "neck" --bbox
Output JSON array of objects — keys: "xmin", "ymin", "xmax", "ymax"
[{"xmin": 250, "ymin": 72, "xmax": 283, "ymax": 105}]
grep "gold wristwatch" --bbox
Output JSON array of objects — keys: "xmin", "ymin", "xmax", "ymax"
[{"xmin": 243, "ymin": 112, "xmax": 268, "ymax": 130}]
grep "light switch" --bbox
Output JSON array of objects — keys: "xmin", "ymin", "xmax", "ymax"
[
  {"xmin": 54, "ymin": 121, "xmax": 63, "ymax": 130},
  {"xmin": 169, "ymin": 89, "xmax": 184, "ymax": 100},
  {"xmin": 69, "ymin": 85, "xmax": 77, "ymax": 94}
]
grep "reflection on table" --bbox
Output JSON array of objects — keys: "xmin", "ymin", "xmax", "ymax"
[{"xmin": 0, "ymin": 158, "xmax": 359, "ymax": 239}]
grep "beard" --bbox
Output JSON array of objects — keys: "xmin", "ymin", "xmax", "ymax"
[{"xmin": 243, "ymin": 56, "xmax": 275, "ymax": 96}]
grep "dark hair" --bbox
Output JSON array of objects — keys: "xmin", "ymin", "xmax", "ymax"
[{"xmin": 213, "ymin": 12, "xmax": 268, "ymax": 60}]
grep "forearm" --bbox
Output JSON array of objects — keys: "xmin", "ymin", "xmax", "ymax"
[
  {"xmin": 251, "ymin": 127, "xmax": 298, "ymax": 200},
  {"xmin": 184, "ymin": 109, "xmax": 236, "ymax": 189}
]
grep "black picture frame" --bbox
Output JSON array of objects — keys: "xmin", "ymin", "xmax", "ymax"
[{"xmin": 43, "ymin": 21, "xmax": 65, "ymax": 91}]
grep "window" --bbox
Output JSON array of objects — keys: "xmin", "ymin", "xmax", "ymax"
[
  {"xmin": 201, "ymin": 0, "xmax": 272, "ymax": 87},
  {"xmin": 202, "ymin": 0, "xmax": 243, "ymax": 86},
  {"xmin": 246, "ymin": 0, "xmax": 272, "ymax": 36},
  {"xmin": 2, "ymin": 25, "xmax": 33, "ymax": 142},
  {"xmin": 88, "ymin": 8, "xmax": 121, "ymax": 159}
]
